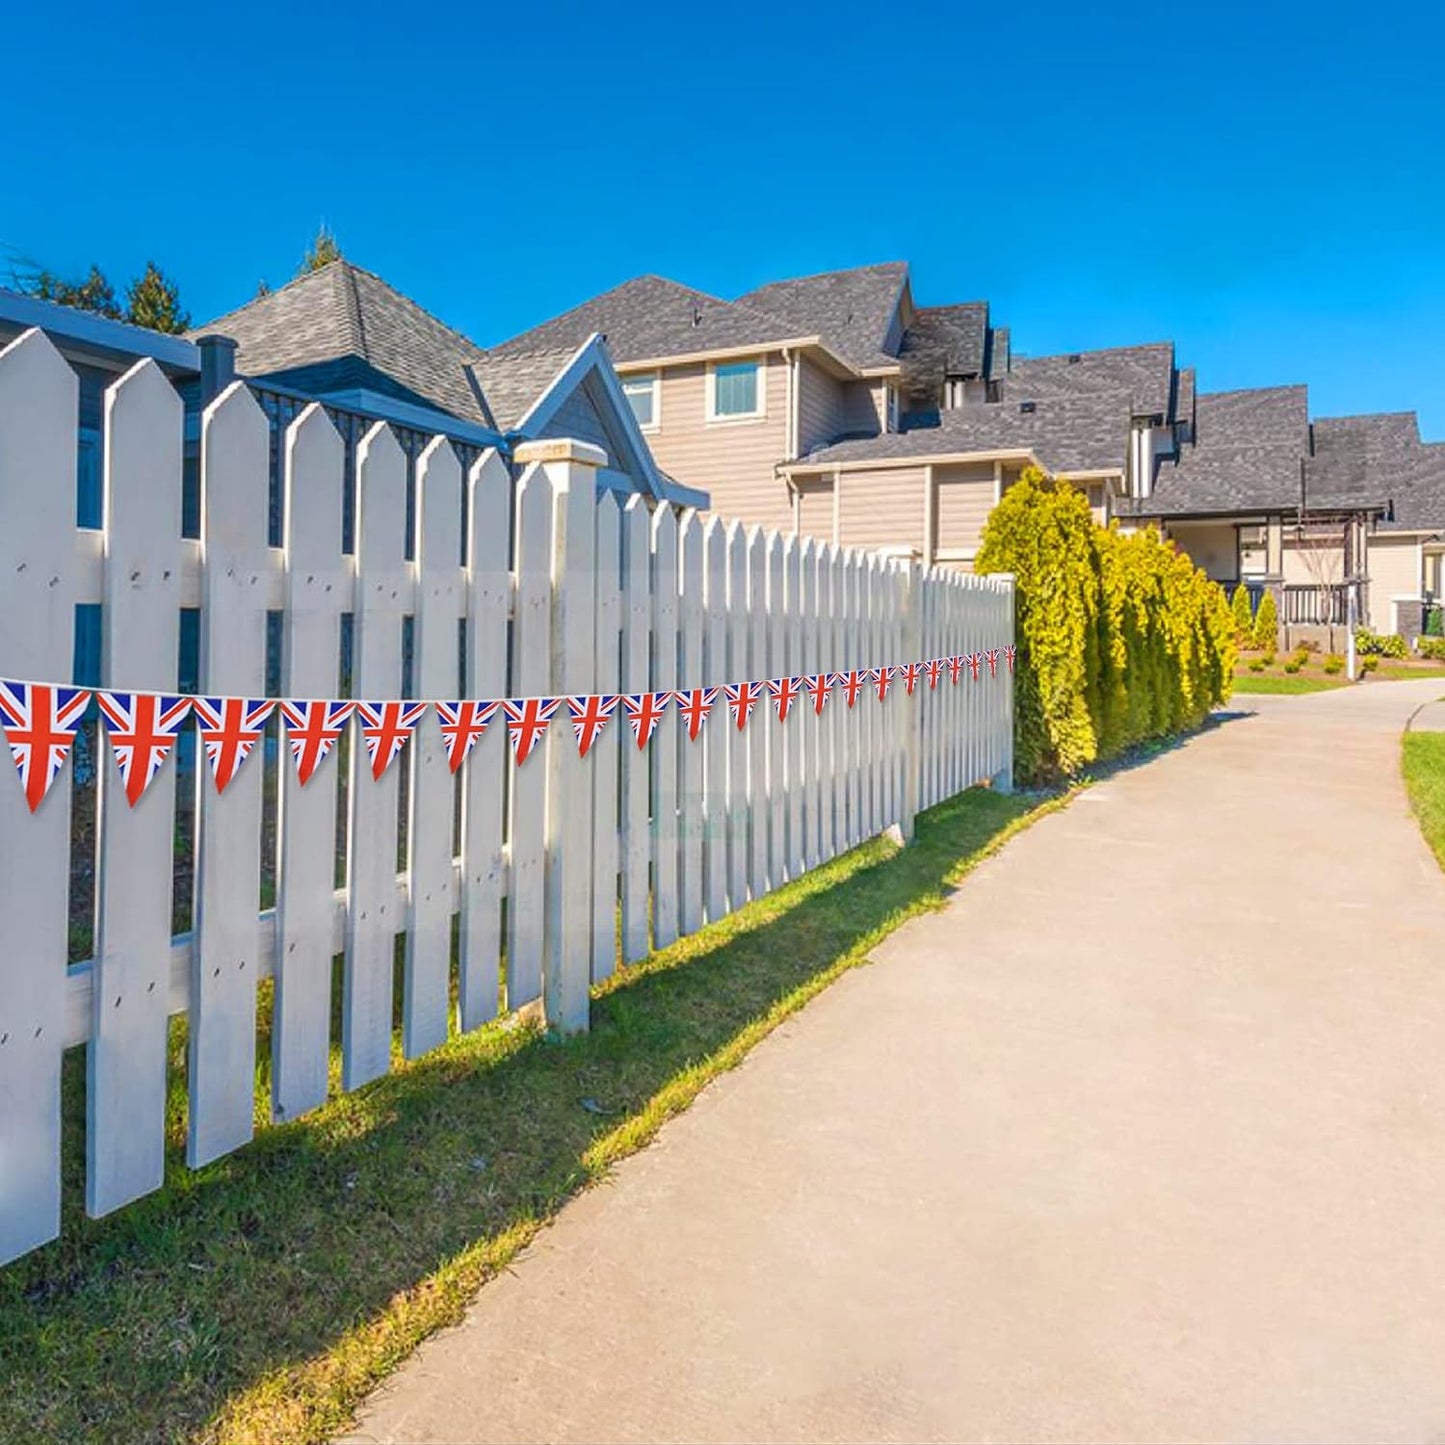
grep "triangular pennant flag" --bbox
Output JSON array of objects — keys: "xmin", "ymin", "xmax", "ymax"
[
  {"xmin": 1004, "ymin": 643, "xmax": 1018, "ymax": 673},
  {"xmin": 567, "ymin": 693, "xmax": 619, "ymax": 758},
  {"xmin": 674, "ymin": 687, "xmax": 718, "ymax": 742},
  {"xmin": 723, "ymin": 680, "xmax": 764, "ymax": 732},
  {"xmin": 872, "ymin": 665, "xmax": 897, "ymax": 702},
  {"xmin": 355, "ymin": 701, "xmax": 427, "ymax": 781},
  {"xmin": 193, "ymin": 696, "xmax": 274, "ymax": 794},
  {"xmin": 622, "ymin": 691, "xmax": 670, "ymax": 750},
  {"xmin": 966, "ymin": 652, "xmax": 983, "ymax": 681},
  {"xmin": 280, "ymin": 700, "xmax": 353, "ymax": 785},
  {"xmin": 946, "ymin": 655, "xmax": 965, "ymax": 685},
  {"xmin": 436, "ymin": 700, "xmax": 500, "ymax": 773},
  {"xmin": 96, "ymin": 691, "xmax": 192, "ymax": 806},
  {"xmin": 502, "ymin": 696, "xmax": 561, "ymax": 766},
  {"xmin": 985, "ymin": 647, "xmax": 1001, "ymax": 678},
  {"xmin": 833, "ymin": 670, "xmax": 866, "ymax": 709},
  {"xmin": 0, "ymin": 680, "xmax": 91, "ymax": 813},
  {"xmin": 899, "ymin": 662, "xmax": 923, "ymax": 696},
  {"xmin": 803, "ymin": 672, "xmax": 833, "ymax": 716},
  {"xmin": 924, "ymin": 658, "xmax": 945, "ymax": 691},
  {"xmin": 766, "ymin": 676, "xmax": 801, "ymax": 723}
]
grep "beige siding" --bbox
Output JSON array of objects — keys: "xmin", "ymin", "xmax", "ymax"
[
  {"xmin": 641, "ymin": 357, "xmax": 793, "ymax": 531},
  {"xmin": 1282, "ymin": 536, "xmax": 1345, "ymax": 587},
  {"xmin": 797, "ymin": 358, "xmax": 847, "ymax": 455},
  {"xmin": 1168, "ymin": 521, "xmax": 1239, "ymax": 583},
  {"xmin": 933, "ymin": 462, "xmax": 995, "ymax": 559},
  {"xmin": 794, "ymin": 477, "xmax": 835, "ymax": 545},
  {"xmin": 840, "ymin": 380, "xmax": 882, "ymax": 438},
  {"xmin": 1367, "ymin": 534, "xmax": 1424, "ymax": 633},
  {"xmin": 837, "ymin": 466, "xmax": 926, "ymax": 555}
]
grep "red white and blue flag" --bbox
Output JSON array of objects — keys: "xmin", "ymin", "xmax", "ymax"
[
  {"xmin": 566, "ymin": 693, "xmax": 618, "ymax": 758},
  {"xmin": 502, "ymin": 696, "xmax": 561, "ymax": 766},
  {"xmin": 804, "ymin": 672, "xmax": 833, "ymax": 716},
  {"xmin": 724, "ymin": 680, "xmax": 764, "ymax": 731},
  {"xmin": 1004, "ymin": 643, "xmax": 1017, "ymax": 672},
  {"xmin": 947, "ymin": 655, "xmax": 965, "ymax": 685},
  {"xmin": 436, "ymin": 700, "xmax": 499, "ymax": 773},
  {"xmin": 834, "ymin": 670, "xmax": 866, "ymax": 709},
  {"xmin": 899, "ymin": 662, "xmax": 923, "ymax": 696},
  {"xmin": 966, "ymin": 652, "xmax": 982, "ymax": 681},
  {"xmin": 674, "ymin": 686, "xmax": 718, "ymax": 742},
  {"xmin": 767, "ymin": 675, "xmax": 801, "ymax": 723},
  {"xmin": 355, "ymin": 701, "xmax": 427, "ymax": 781},
  {"xmin": 924, "ymin": 658, "xmax": 945, "ymax": 690},
  {"xmin": 97, "ymin": 691, "xmax": 192, "ymax": 806},
  {"xmin": 280, "ymin": 700, "xmax": 353, "ymax": 786},
  {"xmin": 872, "ymin": 665, "xmax": 897, "ymax": 702},
  {"xmin": 622, "ymin": 691, "xmax": 670, "ymax": 749},
  {"xmin": 192, "ymin": 696, "xmax": 274, "ymax": 795},
  {"xmin": 985, "ymin": 647, "xmax": 1000, "ymax": 678},
  {"xmin": 0, "ymin": 680, "xmax": 91, "ymax": 813}
]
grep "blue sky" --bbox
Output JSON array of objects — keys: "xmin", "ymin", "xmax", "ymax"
[{"xmin": 5, "ymin": 0, "xmax": 1443, "ymax": 433}]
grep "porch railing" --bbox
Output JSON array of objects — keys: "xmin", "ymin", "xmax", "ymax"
[{"xmin": 1280, "ymin": 582, "xmax": 1364, "ymax": 627}]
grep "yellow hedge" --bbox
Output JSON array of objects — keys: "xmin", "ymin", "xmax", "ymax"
[{"xmin": 976, "ymin": 468, "xmax": 1235, "ymax": 784}]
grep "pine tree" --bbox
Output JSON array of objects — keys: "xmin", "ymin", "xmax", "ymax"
[
  {"xmin": 298, "ymin": 224, "xmax": 341, "ymax": 275},
  {"xmin": 1253, "ymin": 589, "xmax": 1278, "ymax": 651},
  {"xmin": 124, "ymin": 261, "xmax": 190, "ymax": 334},
  {"xmin": 1230, "ymin": 583, "xmax": 1254, "ymax": 644},
  {"xmin": 24, "ymin": 263, "xmax": 122, "ymax": 319}
]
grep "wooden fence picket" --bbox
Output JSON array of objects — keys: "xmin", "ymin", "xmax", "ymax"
[
  {"xmin": 701, "ymin": 516, "xmax": 729, "ymax": 922},
  {"xmin": 725, "ymin": 521, "xmax": 749, "ymax": 912},
  {"xmin": 619, "ymin": 495, "xmax": 651, "ymax": 962},
  {"xmin": 765, "ymin": 531, "xmax": 785, "ymax": 891},
  {"xmin": 590, "ymin": 493, "xmax": 622, "ymax": 981},
  {"xmin": 677, "ymin": 511, "xmax": 705, "ymax": 938},
  {"xmin": 650, "ymin": 505, "xmax": 680, "ymax": 950}
]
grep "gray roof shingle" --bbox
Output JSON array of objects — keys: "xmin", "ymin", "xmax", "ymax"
[
  {"xmin": 734, "ymin": 262, "xmax": 908, "ymax": 370},
  {"xmin": 1001, "ymin": 343, "xmax": 1176, "ymax": 420},
  {"xmin": 897, "ymin": 302, "xmax": 990, "ymax": 409}
]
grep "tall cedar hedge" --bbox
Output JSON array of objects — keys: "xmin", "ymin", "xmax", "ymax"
[{"xmin": 976, "ymin": 468, "xmax": 1235, "ymax": 784}]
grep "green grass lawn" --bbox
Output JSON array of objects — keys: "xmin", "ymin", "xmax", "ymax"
[
  {"xmin": 1232, "ymin": 647, "xmax": 1445, "ymax": 696},
  {"xmin": 0, "ymin": 784, "xmax": 1067, "ymax": 1445},
  {"xmin": 1402, "ymin": 730, "xmax": 1445, "ymax": 871},
  {"xmin": 1231, "ymin": 672, "xmax": 1346, "ymax": 695}
]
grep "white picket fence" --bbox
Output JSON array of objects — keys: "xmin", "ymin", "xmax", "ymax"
[{"xmin": 0, "ymin": 327, "xmax": 1014, "ymax": 1265}]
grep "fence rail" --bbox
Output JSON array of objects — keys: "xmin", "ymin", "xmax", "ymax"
[
  {"xmin": 0, "ymin": 330, "xmax": 1014, "ymax": 1266},
  {"xmin": 1280, "ymin": 581, "xmax": 1363, "ymax": 627}
]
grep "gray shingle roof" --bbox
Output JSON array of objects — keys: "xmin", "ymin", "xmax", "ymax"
[
  {"xmin": 1307, "ymin": 413, "xmax": 1443, "ymax": 526},
  {"xmin": 469, "ymin": 346, "xmax": 582, "ymax": 431},
  {"xmin": 897, "ymin": 302, "xmax": 989, "ymax": 409},
  {"xmin": 195, "ymin": 261, "xmax": 491, "ymax": 424},
  {"xmin": 734, "ymin": 262, "xmax": 908, "ymax": 370},
  {"xmin": 1001, "ymin": 343, "xmax": 1176, "ymax": 420},
  {"xmin": 792, "ymin": 392, "xmax": 1131, "ymax": 475}
]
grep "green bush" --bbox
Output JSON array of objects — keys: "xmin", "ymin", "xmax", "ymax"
[
  {"xmin": 1323, "ymin": 655, "xmax": 1343, "ymax": 674},
  {"xmin": 1356, "ymin": 628, "xmax": 1407, "ymax": 658},
  {"xmin": 1361, "ymin": 655, "xmax": 1380, "ymax": 673},
  {"xmin": 1252, "ymin": 589, "xmax": 1277, "ymax": 650},
  {"xmin": 1231, "ymin": 584, "xmax": 1255, "ymax": 644},
  {"xmin": 1418, "ymin": 636, "xmax": 1445, "ymax": 661},
  {"xmin": 1262, "ymin": 651, "xmax": 1276, "ymax": 666},
  {"xmin": 976, "ymin": 468, "xmax": 1235, "ymax": 784},
  {"xmin": 1284, "ymin": 660, "xmax": 1301, "ymax": 674},
  {"xmin": 1248, "ymin": 658, "xmax": 1265, "ymax": 672}
]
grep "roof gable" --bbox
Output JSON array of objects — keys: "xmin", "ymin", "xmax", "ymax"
[
  {"xmin": 1001, "ymin": 343, "xmax": 1177, "ymax": 420},
  {"xmin": 735, "ymin": 262, "xmax": 908, "ymax": 370}
]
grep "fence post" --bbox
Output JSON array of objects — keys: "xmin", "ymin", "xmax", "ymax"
[
  {"xmin": 516, "ymin": 438, "xmax": 606, "ymax": 1037},
  {"xmin": 899, "ymin": 558, "xmax": 923, "ymax": 842},
  {"xmin": 993, "ymin": 572, "xmax": 1016, "ymax": 794}
]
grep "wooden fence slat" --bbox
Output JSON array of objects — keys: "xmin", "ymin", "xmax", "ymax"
[
  {"xmin": 88, "ymin": 358, "xmax": 183, "ymax": 1218},
  {"xmin": 189, "ymin": 382, "xmax": 270, "ymax": 1168},
  {"xmin": 677, "ymin": 511, "xmax": 705, "ymax": 938},
  {"xmin": 650, "ymin": 506, "xmax": 680, "ymax": 950},
  {"xmin": 818, "ymin": 543, "xmax": 839, "ymax": 866},
  {"xmin": 701, "ymin": 516, "xmax": 729, "ymax": 923},
  {"xmin": 405, "ymin": 438, "xmax": 463, "ymax": 1058},
  {"xmin": 799, "ymin": 536, "xmax": 820, "ymax": 872},
  {"xmin": 342, "ymin": 422, "xmax": 409, "ymax": 1090},
  {"xmin": 506, "ymin": 465, "xmax": 552, "ymax": 1005},
  {"xmin": 746, "ymin": 527, "xmax": 767, "ymax": 902},
  {"xmin": 0, "ymin": 330, "xmax": 78, "ymax": 1260},
  {"xmin": 619, "ymin": 495, "xmax": 651, "ymax": 963},
  {"xmin": 273, "ymin": 404, "xmax": 347, "ymax": 1122},
  {"xmin": 590, "ymin": 494, "xmax": 622, "ymax": 982},
  {"xmin": 764, "ymin": 531, "xmax": 785, "ymax": 892},
  {"xmin": 725, "ymin": 522, "xmax": 749, "ymax": 912},
  {"xmin": 459, "ymin": 450, "xmax": 510, "ymax": 1030}
]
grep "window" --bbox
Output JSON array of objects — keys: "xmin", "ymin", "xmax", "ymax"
[
  {"xmin": 709, "ymin": 359, "xmax": 762, "ymax": 420},
  {"xmin": 623, "ymin": 374, "xmax": 659, "ymax": 430}
]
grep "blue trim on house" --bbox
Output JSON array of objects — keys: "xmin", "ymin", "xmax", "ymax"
[
  {"xmin": 313, "ymin": 386, "xmax": 506, "ymax": 450},
  {"xmin": 0, "ymin": 288, "xmax": 200, "ymax": 372}
]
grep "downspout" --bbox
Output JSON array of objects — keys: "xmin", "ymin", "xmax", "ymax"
[{"xmin": 782, "ymin": 347, "xmax": 799, "ymax": 531}]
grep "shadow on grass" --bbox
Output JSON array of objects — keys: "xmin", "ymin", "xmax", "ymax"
[{"xmin": 0, "ymin": 785, "xmax": 1049, "ymax": 1445}]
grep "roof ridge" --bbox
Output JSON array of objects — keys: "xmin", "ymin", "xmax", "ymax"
[{"xmin": 738, "ymin": 260, "xmax": 908, "ymax": 296}]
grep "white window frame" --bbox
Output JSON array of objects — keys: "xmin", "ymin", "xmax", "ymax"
[
  {"xmin": 706, "ymin": 357, "xmax": 766, "ymax": 423},
  {"xmin": 622, "ymin": 372, "xmax": 660, "ymax": 432}
]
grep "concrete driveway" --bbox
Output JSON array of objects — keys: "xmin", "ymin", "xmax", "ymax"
[{"xmin": 346, "ymin": 680, "xmax": 1445, "ymax": 1445}]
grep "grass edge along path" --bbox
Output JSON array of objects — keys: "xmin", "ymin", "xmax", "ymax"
[
  {"xmin": 1402, "ymin": 728, "xmax": 1445, "ymax": 871},
  {"xmin": 0, "ymin": 784, "xmax": 1073, "ymax": 1445}
]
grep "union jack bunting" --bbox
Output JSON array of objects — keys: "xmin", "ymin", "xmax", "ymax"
[
  {"xmin": 899, "ymin": 661, "xmax": 923, "ymax": 696},
  {"xmin": 947, "ymin": 654, "xmax": 965, "ymax": 685},
  {"xmin": 0, "ymin": 680, "xmax": 91, "ymax": 813},
  {"xmin": 436, "ymin": 700, "xmax": 500, "ymax": 773},
  {"xmin": 985, "ymin": 647, "xmax": 1001, "ymax": 678},
  {"xmin": 97, "ymin": 691, "xmax": 192, "ymax": 806},
  {"xmin": 1004, "ymin": 643, "xmax": 1018, "ymax": 672},
  {"xmin": 803, "ymin": 671, "xmax": 833, "ymax": 716},
  {"xmin": 279, "ymin": 700, "xmax": 353, "ymax": 786},
  {"xmin": 622, "ymin": 691, "xmax": 670, "ymax": 749},
  {"xmin": 872, "ymin": 665, "xmax": 897, "ymax": 702},
  {"xmin": 192, "ymin": 696, "xmax": 274, "ymax": 795},
  {"xmin": 767, "ymin": 675, "xmax": 802, "ymax": 723},
  {"xmin": 674, "ymin": 686, "xmax": 718, "ymax": 742},
  {"xmin": 833, "ymin": 669, "xmax": 866, "ymax": 709},
  {"xmin": 966, "ymin": 652, "xmax": 983, "ymax": 681},
  {"xmin": 502, "ymin": 696, "xmax": 561, "ymax": 766},
  {"xmin": 723, "ymin": 680, "xmax": 764, "ymax": 731},
  {"xmin": 565, "ymin": 693, "xmax": 618, "ymax": 758},
  {"xmin": 354, "ymin": 701, "xmax": 427, "ymax": 781},
  {"xmin": 924, "ymin": 658, "xmax": 945, "ymax": 690}
]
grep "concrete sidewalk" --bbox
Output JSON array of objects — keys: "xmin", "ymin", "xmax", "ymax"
[{"xmin": 346, "ymin": 680, "xmax": 1445, "ymax": 1444}]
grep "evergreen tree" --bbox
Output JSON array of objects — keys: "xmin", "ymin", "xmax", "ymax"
[
  {"xmin": 1253, "ymin": 589, "xmax": 1278, "ymax": 651},
  {"xmin": 124, "ymin": 261, "xmax": 190, "ymax": 334},
  {"xmin": 24, "ymin": 263, "xmax": 122, "ymax": 319},
  {"xmin": 1231, "ymin": 583, "xmax": 1254, "ymax": 644},
  {"xmin": 298, "ymin": 224, "xmax": 341, "ymax": 275}
]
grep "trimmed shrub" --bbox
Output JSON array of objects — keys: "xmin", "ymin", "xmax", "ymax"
[
  {"xmin": 1284, "ymin": 660, "xmax": 1301, "ymax": 674},
  {"xmin": 1361, "ymin": 655, "xmax": 1380, "ymax": 673},
  {"xmin": 1248, "ymin": 658, "xmax": 1266, "ymax": 672},
  {"xmin": 976, "ymin": 468, "xmax": 1235, "ymax": 784},
  {"xmin": 1252, "ymin": 589, "xmax": 1277, "ymax": 650},
  {"xmin": 1356, "ymin": 628, "xmax": 1407, "ymax": 658},
  {"xmin": 1418, "ymin": 636, "xmax": 1445, "ymax": 661},
  {"xmin": 1231, "ymin": 584, "xmax": 1255, "ymax": 644},
  {"xmin": 1323, "ymin": 654, "xmax": 1343, "ymax": 674}
]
